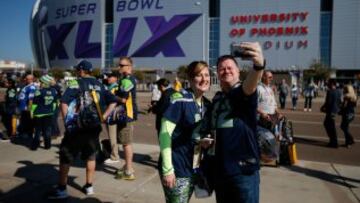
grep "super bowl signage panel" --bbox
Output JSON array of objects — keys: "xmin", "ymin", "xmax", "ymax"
[
  {"xmin": 220, "ymin": 0, "xmax": 321, "ymax": 69},
  {"xmin": 113, "ymin": 0, "xmax": 208, "ymax": 68},
  {"xmin": 44, "ymin": 0, "xmax": 101, "ymax": 68}
]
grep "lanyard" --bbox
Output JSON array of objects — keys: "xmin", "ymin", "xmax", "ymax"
[
  {"xmin": 191, "ymin": 92, "xmax": 204, "ymax": 119},
  {"xmin": 197, "ymin": 99, "xmax": 204, "ymax": 119}
]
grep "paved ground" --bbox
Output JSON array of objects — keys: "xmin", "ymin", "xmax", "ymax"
[
  {"xmin": 0, "ymin": 90, "xmax": 359, "ymax": 203},
  {"xmin": 133, "ymin": 91, "xmax": 360, "ymax": 166},
  {"xmin": 0, "ymin": 139, "xmax": 359, "ymax": 203}
]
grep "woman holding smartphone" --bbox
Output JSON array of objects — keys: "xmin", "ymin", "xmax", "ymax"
[{"xmin": 158, "ymin": 61, "xmax": 211, "ymax": 203}]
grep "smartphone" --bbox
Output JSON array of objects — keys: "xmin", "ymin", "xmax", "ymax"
[
  {"xmin": 231, "ymin": 43, "xmax": 251, "ymax": 60},
  {"xmin": 201, "ymin": 137, "xmax": 214, "ymax": 143}
]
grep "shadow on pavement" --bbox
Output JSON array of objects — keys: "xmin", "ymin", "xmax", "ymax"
[
  {"xmin": 10, "ymin": 136, "xmax": 33, "ymax": 149},
  {"xmin": 294, "ymin": 137, "xmax": 329, "ymax": 147},
  {"xmin": 0, "ymin": 160, "xmax": 110, "ymax": 202},
  {"xmin": 285, "ymin": 165, "xmax": 360, "ymax": 188},
  {"xmin": 0, "ymin": 160, "xmax": 87, "ymax": 202},
  {"xmin": 97, "ymin": 151, "xmax": 159, "ymax": 175},
  {"xmin": 132, "ymin": 152, "xmax": 158, "ymax": 169}
]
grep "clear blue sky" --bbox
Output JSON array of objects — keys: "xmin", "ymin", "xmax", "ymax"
[{"xmin": 0, "ymin": 0, "xmax": 37, "ymax": 63}]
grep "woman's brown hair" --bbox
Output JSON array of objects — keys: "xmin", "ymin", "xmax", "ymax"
[{"xmin": 186, "ymin": 61, "xmax": 209, "ymax": 80}]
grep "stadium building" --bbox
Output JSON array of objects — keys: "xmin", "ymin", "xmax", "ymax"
[{"xmin": 31, "ymin": 0, "xmax": 360, "ymax": 80}]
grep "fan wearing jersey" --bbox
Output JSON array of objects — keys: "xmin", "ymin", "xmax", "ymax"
[{"xmin": 159, "ymin": 61, "xmax": 211, "ymax": 203}]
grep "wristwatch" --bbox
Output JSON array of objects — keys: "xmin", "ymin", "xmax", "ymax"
[{"xmin": 253, "ymin": 60, "xmax": 266, "ymax": 71}]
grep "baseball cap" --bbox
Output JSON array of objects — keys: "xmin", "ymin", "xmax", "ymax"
[{"xmin": 75, "ymin": 60, "xmax": 93, "ymax": 71}]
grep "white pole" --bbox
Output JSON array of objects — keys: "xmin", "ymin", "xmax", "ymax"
[{"xmin": 41, "ymin": 27, "xmax": 50, "ymax": 70}]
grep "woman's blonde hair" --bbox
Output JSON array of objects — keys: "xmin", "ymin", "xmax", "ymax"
[{"xmin": 344, "ymin": 84, "xmax": 357, "ymax": 102}]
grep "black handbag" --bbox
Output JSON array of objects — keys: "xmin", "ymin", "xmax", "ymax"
[{"xmin": 193, "ymin": 151, "xmax": 215, "ymax": 198}]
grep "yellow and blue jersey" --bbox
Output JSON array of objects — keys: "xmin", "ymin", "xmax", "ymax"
[{"xmin": 117, "ymin": 75, "xmax": 138, "ymax": 122}]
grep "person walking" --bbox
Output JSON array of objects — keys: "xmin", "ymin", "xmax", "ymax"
[
  {"xmin": 47, "ymin": 60, "xmax": 117, "ymax": 199},
  {"xmin": 158, "ymin": 61, "xmax": 211, "ymax": 203},
  {"xmin": 211, "ymin": 42, "xmax": 265, "ymax": 203},
  {"xmin": 278, "ymin": 79, "xmax": 289, "ymax": 109},
  {"xmin": 114, "ymin": 56, "xmax": 138, "ymax": 180},
  {"xmin": 291, "ymin": 84, "xmax": 299, "ymax": 110},
  {"xmin": 304, "ymin": 81, "xmax": 315, "ymax": 112},
  {"xmin": 339, "ymin": 84, "xmax": 357, "ymax": 148},
  {"xmin": 321, "ymin": 79, "xmax": 342, "ymax": 148},
  {"xmin": 30, "ymin": 75, "xmax": 58, "ymax": 150}
]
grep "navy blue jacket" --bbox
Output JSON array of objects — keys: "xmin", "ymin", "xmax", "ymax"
[{"xmin": 211, "ymin": 84, "xmax": 260, "ymax": 177}]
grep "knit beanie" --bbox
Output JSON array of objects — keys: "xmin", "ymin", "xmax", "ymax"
[{"xmin": 40, "ymin": 74, "xmax": 54, "ymax": 86}]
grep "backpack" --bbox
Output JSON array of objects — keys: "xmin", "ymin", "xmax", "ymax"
[{"xmin": 77, "ymin": 79, "xmax": 102, "ymax": 129}]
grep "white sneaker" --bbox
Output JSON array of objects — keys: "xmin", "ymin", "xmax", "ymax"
[
  {"xmin": 304, "ymin": 108, "xmax": 308, "ymax": 112},
  {"xmin": 308, "ymin": 109, "xmax": 312, "ymax": 112},
  {"xmin": 82, "ymin": 185, "xmax": 94, "ymax": 195},
  {"xmin": 104, "ymin": 158, "xmax": 120, "ymax": 164}
]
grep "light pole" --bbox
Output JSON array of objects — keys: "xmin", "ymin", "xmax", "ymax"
[
  {"xmin": 194, "ymin": 1, "xmax": 207, "ymax": 61},
  {"xmin": 31, "ymin": 63, "xmax": 34, "ymax": 75}
]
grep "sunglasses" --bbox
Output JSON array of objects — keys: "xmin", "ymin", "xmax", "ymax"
[{"xmin": 118, "ymin": 64, "xmax": 129, "ymax": 67}]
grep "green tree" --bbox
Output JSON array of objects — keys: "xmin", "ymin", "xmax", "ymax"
[
  {"xmin": 48, "ymin": 68, "xmax": 64, "ymax": 80},
  {"xmin": 177, "ymin": 65, "xmax": 187, "ymax": 80},
  {"xmin": 304, "ymin": 60, "xmax": 332, "ymax": 82},
  {"xmin": 91, "ymin": 68, "xmax": 102, "ymax": 78},
  {"xmin": 133, "ymin": 70, "xmax": 145, "ymax": 83},
  {"xmin": 32, "ymin": 70, "xmax": 42, "ymax": 78}
]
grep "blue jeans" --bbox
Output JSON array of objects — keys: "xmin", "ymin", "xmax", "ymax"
[
  {"xmin": 304, "ymin": 97, "xmax": 312, "ymax": 109},
  {"xmin": 324, "ymin": 114, "xmax": 337, "ymax": 145},
  {"xmin": 340, "ymin": 114, "xmax": 355, "ymax": 145},
  {"xmin": 292, "ymin": 97, "xmax": 298, "ymax": 109},
  {"xmin": 215, "ymin": 170, "xmax": 260, "ymax": 203},
  {"xmin": 279, "ymin": 94, "xmax": 286, "ymax": 109}
]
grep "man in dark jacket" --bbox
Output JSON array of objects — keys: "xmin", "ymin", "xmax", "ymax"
[
  {"xmin": 211, "ymin": 42, "xmax": 265, "ymax": 203},
  {"xmin": 321, "ymin": 79, "xmax": 342, "ymax": 148}
]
